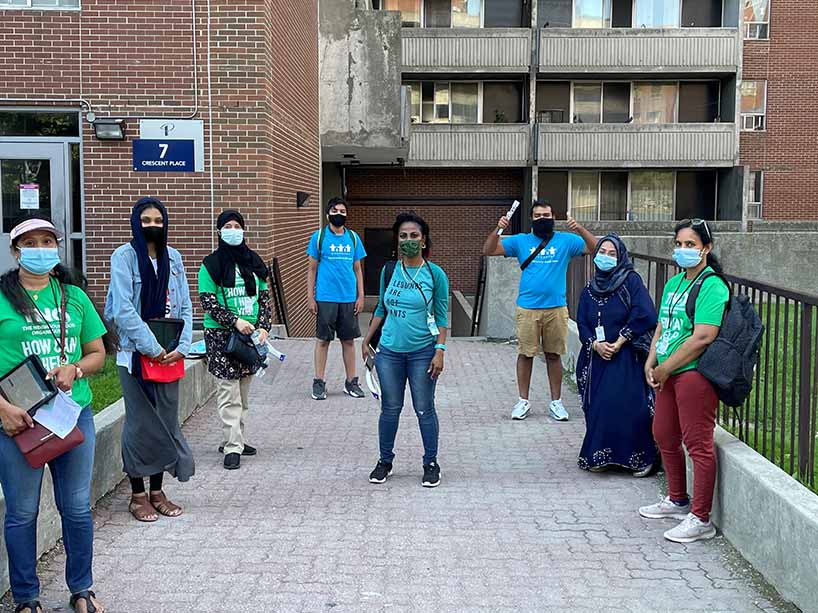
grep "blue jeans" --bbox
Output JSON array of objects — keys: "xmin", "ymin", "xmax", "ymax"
[
  {"xmin": 375, "ymin": 343, "xmax": 439, "ymax": 465},
  {"xmin": 0, "ymin": 405, "xmax": 96, "ymax": 603}
]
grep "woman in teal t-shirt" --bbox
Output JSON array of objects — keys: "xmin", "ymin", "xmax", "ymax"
[
  {"xmin": 639, "ymin": 219, "xmax": 729, "ymax": 545},
  {"xmin": 0, "ymin": 215, "xmax": 114, "ymax": 613},
  {"xmin": 362, "ymin": 212, "xmax": 449, "ymax": 488}
]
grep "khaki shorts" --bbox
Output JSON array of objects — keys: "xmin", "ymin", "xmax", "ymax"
[{"xmin": 516, "ymin": 306, "xmax": 569, "ymax": 357}]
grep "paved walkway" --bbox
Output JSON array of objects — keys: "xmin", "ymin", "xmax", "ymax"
[{"xmin": 10, "ymin": 340, "xmax": 796, "ymax": 612}]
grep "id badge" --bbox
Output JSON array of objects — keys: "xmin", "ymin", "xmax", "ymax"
[
  {"xmin": 595, "ymin": 325, "xmax": 606, "ymax": 343},
  {"xmin": 427, "ymin": 313, "xmax": 440, "ymax": 336}
]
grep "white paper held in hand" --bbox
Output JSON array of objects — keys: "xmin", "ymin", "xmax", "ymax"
[
  {"xmin": 497, "ymin": 200, "xmax": 520, "ymax": 236},
  {"xmin": 33, "ymin": 391, "xmax": 83, "ymax": 439}
]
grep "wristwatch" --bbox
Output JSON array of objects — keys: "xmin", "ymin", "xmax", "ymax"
[{"xmin": 72, "ymin": 363, "xmax": 84, "ymax": 380}]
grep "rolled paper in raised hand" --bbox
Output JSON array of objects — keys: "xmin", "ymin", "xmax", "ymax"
[{"xmin": 497, "ymin": 200, "xmax": 520, "ymax": 236}]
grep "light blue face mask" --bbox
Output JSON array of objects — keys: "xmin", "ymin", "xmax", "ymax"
[
  {"xmin": 19, "ymin": 248, "xmax": 61, "ymax": 275},
  {"xmin": 673, "ymin": 247, "xmax": 704, "ymax": 269},
  {"xmin": 594, "ymin": 253, "xmax": 617, "ymax": 272},
  {"xmin": 220, "ymin": 228, "xmax": 244, "ymax": 246}
]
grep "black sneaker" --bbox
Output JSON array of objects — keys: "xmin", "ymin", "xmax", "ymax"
[
  {"xmin": 218, "ymin": 444, "xmax": 257, "ymax": 456},
  {"xmin": 224, "ymin": 453, "xmax": 241, "ymax": 470},
  {"xmin": 422, "ymin": 462, "xmax": 441, "ymax": 488},
  {"xmin": 312, "ymin": 378, "xmax": 327, "ymax": 400},
  {"xmin": 368, "ymin": 460, "xmax": 393, "ymax": 484},
  {"xmin": 344, "ymin": 377, "xmax": 365, "ymax": 398}
]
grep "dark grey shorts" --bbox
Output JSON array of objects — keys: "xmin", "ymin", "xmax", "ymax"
[{"xmin": 316, "ymin": 301, "xmax": 360, "ymax": 341}]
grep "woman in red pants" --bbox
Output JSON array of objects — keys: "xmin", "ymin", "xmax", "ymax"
[{"xmin": 639, "ymin": 218, "xmax": 729, "ymax": 544}]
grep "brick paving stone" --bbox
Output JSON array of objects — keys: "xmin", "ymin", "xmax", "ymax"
[{"xmin": 0, "ymin": 340, "xmax": 800, "ymax": 612}]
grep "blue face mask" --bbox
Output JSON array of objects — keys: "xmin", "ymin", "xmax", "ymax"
[
  {"xmin": 673, "ymin": 247, "xmax": 704, "ymax": 269},
  {"xmin": 19, "ymin": 248, "xmax": 61, "ymax": 275},
  {"xmin": 220, "ymin": 228, "xmax": 244, "ymax": 246},
  {"xmin": 594, "ymin": 253, "xmax": 617, "ymax": 272}
]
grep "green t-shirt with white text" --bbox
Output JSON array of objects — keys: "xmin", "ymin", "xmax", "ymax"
[
  {"xmin": 656, "ymin": 267, "xmax": 730, "ymax": 375},
  {"xmin": 198, "ymin": 265, "xmax": 268, "ymax": 329},
  {"xmin": 0, "ymin": 279, "xmax": 107, "ymax": 409}
]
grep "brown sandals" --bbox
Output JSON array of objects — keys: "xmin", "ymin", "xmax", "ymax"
[
  {"xmin": 149, "ymin": 491, "xmax": 183, "ymax": 517},
  {"xmin": 128, "ymin": 494, "xmax": 159, "ymax": 522}
]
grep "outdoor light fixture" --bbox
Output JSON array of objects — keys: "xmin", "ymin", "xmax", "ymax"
[{"xmin": 92, "ymin": 118, "xmax": 126, "ymax": 140}]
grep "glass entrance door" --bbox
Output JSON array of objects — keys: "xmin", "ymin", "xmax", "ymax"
[{"xmin": 0, "ymin": 143, "xmax": 67, "ymax": 272}]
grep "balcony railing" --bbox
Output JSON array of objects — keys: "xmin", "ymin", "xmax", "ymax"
[
  {"xmin": 408, "ymin": 123, "xmax": 530, "ymax": 166},
  {"xmin": 539, "ymin": 28, "xmax": 740, "ymax": 74},
  {"xmin": 402, "ymin": 28, "xmax": 531, "ymax": 73},
  {"xmin": 537, "ymin": 123, "xmax": 738, "ymax": 167}
]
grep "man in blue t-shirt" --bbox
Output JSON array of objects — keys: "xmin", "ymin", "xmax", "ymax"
[
  {"xmin": 483, "ymin": 200, "xmax": 597, "ymax": 422},
  {"xmin": 306, "ymin": 197, "xmax": 367, "ymax": 400}
]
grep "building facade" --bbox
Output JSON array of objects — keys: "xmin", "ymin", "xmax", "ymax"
[{"xmin": 0, "ymin": 0, "xmax": 321, "ymax": 335}]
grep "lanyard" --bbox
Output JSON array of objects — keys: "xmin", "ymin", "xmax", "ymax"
[
  {"xmin": 400, "ymin": 261, "xmax": 432, "ymax": 308},
  {"xmin": 667, "ymin": 269, "xmax": 706, "ymax": 319},
  {"xmin": 22, "ymin": 278, "xmax": 68, "ymax": 365}
]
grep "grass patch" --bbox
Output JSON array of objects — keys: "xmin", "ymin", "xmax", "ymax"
[{"xmin": 88, "ymin": 356, "xmax": 122, "ymax": 414}]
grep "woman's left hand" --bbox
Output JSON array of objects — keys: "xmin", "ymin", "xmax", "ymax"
[
  {"xmin": 160, "ymin": 351, "xmax": 185, "ymax": 365},
  {"xmin": 46, "ymin": 365, "xmax": 77, "ymax": 392},
  {"xmin": 428, "ymin": 350, "xmax": 445, "ymax": 380}
]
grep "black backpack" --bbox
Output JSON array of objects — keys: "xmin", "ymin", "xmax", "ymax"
[{"xmin": 685, "ymin": 272, "xmax": 764, "ymax": 408}]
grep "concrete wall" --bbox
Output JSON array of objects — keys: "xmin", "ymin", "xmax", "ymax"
[
  {"xmin": 319, "ymin": 0, "xmax": 405, "ymax": 156},
  {"xmin": 0, "ymin": 360, "xmax": 217, "ymax": 595},
  {"xmin": 451, "ymin": 291, "xmax": 474, "ymax": 337}
]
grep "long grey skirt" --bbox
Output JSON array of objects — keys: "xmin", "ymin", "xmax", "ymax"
[{"xmin": 119, "ymin": 367, "xmax": 195, "ymax": 481}]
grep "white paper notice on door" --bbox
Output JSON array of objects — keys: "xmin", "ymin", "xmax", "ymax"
[{"xmin": 19, "ymin": 184, "xmax": 40, "ymax": 210}]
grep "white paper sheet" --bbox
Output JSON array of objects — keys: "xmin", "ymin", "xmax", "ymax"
[{"xmin": 33, "ymin": 391, "xmax": 82, "ymax": 439}]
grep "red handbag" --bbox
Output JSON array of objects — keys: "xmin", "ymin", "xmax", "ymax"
[
  {"xmin": 13, "ymin": 282, "xmax": 84, "ymax": 469},
  {"xmin": 139, "ymin": 355, "xmax": 185, "ymax": 383}
]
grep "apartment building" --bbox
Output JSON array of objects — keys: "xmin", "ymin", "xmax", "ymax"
[
  {"xmin": 0, "ymin": 0, "xmax": 321, "ymax": 335},
  {"xmin": 319, "ymin": 0, "xmax": 763, "ymax": 293}
]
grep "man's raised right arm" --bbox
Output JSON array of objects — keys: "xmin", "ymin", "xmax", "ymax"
[{"xmin": 483, "ymin": 216, "xmax": 509, "ymax": 256}]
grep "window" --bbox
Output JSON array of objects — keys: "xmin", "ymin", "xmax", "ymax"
[
  {"xmin": 573, "ymin": 83, "xmax": 602, "ymax": 123},
  {"xmin": 740, "ymin": 80, "xmax": 766, "ymax": 130},
  {"xmin": 452, "ymin": 0, "xmax": 481, "ymax": 27},
  {"xmin": 406, "ymin": 80, "xmax": 480, "ymax": 124},
  {"xmin": 538, "ymin": 0, "xmax": 572, "ymax": 28},
  {"xmin": 602, "ymin": 83, "xmax": 630, "ymax": 123},
  {"xmin": 571, "ymin": 172, "xmax": 599, "ymax": 221},
  {"xmin": 744, "ymin": 0, "xmax": 770, "ymax": 39},
  {"xmin": 483, "ymin": 82, "xmax": 523, "ymax": 123},
  {"xmin": 630, "ymin": 171, "xmax": 674, "ymax": 221},
  {"xmin": 634, "ymin": 0, "xmax": 680, "ymax": 28},
  {"xmin": 574, "ymin": 0, "xmax": 608, "ymax": 28},
  {"xmin": 407, "ymin": 82, "xmax": 422, "ymax": 123},
  {"xmin": 600, "ymin": 173, "xmax": 628, "ymax": 220},
  {"xmin": 434, "ymin": 82, "xmax": 450, "ymax": 122},
  {"xmin": 537, "ymin": 82, "xmax": 570, "ymax": 123},
  {"xmin": 633, "ymin": 83, "xmax": 678, "ymax": 123},
  {"xmin": 451, "ymin": 82, "xmax": 479, "ymax": 123},
  {"xmin": 0, "ymin": 111, "xmax": 80, "ymax": 137},
  {"xmin": 681, "ymin": 0, "xmax": 721, "ymax": 27},
  {"xmin": 0, "ymin": 0, "xmax": 79, "ymax": 7},
  {"xmin": 678, "ymin": 82, "xmax": 720, "ymax": 123},
  {"xmin": 748, "ymin": 171, "xmax": 763, "ymax": 219},
  {"xmin": 424, "ymin": 0, "xmax": 451, "ymax": 27},
  {"xmin": 383, "ymin": 0, "xmax": 422, "ymax": 27},
  {"xmin": 486, "ymin": 0, "xmax": 524, "ymax": 27}
]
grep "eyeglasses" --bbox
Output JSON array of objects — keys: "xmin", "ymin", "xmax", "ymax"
[{"xmin": 680, "ymin": 218, "xmax": 711, "ymax": 241}]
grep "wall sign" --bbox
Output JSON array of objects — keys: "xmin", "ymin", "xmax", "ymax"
[
  {"xmin": 139, "ymin": 119, "xmax": 204, "ymax": 172},
  {"xmin": 19, "ymin": 184, "xmax": 39, "ymax": 209},
  {"xmin": 132, "ymin": 140, "xmax": 195, "ymax": 172}
]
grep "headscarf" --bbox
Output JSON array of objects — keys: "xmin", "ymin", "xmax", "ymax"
[
  {"xmin": 588, "ymin": 233, "xmax": 634, "ymax": 297},
  {"xmin": 130, "ymin": 197, "xmax": 170, "ymax": 321},
  {"xmin": 202, "ymin": 209, "xmax": 269, "ymax": 296}
]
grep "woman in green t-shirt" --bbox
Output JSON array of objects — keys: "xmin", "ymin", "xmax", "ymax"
[
  {"xmin": 638, "ymin": 219, "xmax": 729, "ymax": 545},
  {"xmin": 0, "ymin": 216, "xmax": 115, "ymax": 613},
  {"xmin": 198, "ymin": 210, "xmax": 272, "ymax": 471}
]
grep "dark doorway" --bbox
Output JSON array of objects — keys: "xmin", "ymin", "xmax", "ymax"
[
  {"xmin": 364, "ymin": 228, "xmax": 395, "ymax": 295},
  {"xmin": 676, "ymin": 171, "xmax": 717, "ymax": 220}
]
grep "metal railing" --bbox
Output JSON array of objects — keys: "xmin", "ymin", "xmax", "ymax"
[{"xmin": 567, "ymin": 252, "xmax": 818, "ymax": 493}]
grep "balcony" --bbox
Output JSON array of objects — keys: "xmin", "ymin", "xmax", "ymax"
[
  {"xmin": 401, "ymin": 28, "xmax": 531, "ymax": 74},
  {"xmin": 538, "ymin": 28, "xmax": 740, "ymax": 75},
  {"xmin": 536, "ymin": 123, "xmax": 738, "ymax": 168},
  {"xmin": 408, "ymin": 124, "xmax": 530, "ymax": 167}
]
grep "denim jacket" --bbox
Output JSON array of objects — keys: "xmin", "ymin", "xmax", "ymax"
[{"xmin": 104, "ymin": 243, "xmax": 193, "ymax": 362}]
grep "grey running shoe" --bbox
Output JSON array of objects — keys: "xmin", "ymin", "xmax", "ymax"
[
  {"xmin": 344, "ymin": 377, "xmax": 365, "ymax": 398},
  {"xmin": 312, "ymin": 378, "xmax": 327, "ymax": 400},
  {"xmin": 664, "ymin": 513, "xmax": 717, "ymax": 544},
  {"xmin": 639, "ymin": 496, "xmax": 691, "ymax": 520}
]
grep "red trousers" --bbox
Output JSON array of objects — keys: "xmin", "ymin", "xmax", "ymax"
[{"xmin": 653, "ymin": 370, "xmax": 718, "ymax": 522}]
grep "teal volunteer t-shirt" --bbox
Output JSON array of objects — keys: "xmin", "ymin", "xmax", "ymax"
[
  {"xmin": 656, "ymin": 267, "xmax": 730, "ymax": 375},
  {"xmin": 306, "ymin": 227, "xmax": 366, "ymax": 303},
  {"xmin": 501, "ymin": 231, "xmax": 586, "ymax": 309},
  {"xmin": 0, "ymin": 279, "xmax": 107, "ymax": 409},
  {"xmin": 198, "ymin": 265, "xmax": 268, "ymax": 329}
]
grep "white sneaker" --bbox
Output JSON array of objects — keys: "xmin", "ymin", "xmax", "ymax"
[
  {"xmin": 549, "ymin": 399, "xmax": 569, "ymax": 421},
  {"xmin": 664, "ymin": 513, "xmax": 717, "ymax": 544},
  {"xmin": 511, "ymin": 399, "xmax": 531, "ymax": 420},
  {"xmin": 639, "ymin": 496, "xmax": 691, "ymax": 520}
]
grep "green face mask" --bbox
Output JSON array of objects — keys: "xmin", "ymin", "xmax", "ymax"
[{"xmin": 399, "ymin": 239, "xmax": 422, "ymax": 258}]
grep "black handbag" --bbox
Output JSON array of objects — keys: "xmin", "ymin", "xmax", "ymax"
[{"xmin": 224, "ymin": 331, "xmax": 262, "ymax": 367}]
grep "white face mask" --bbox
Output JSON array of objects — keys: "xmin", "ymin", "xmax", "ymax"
[{"xmin": 220, "ymin": 228, "xmax": 244, "ymax": 246}]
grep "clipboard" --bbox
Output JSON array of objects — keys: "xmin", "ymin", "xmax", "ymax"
[
  {"xmin": 148, "ymin": 318, "xmax": 185, "ymax": 352},
  {"xmin": 0, "ymin": 355, "xmax": 59, "ymax": 416}
]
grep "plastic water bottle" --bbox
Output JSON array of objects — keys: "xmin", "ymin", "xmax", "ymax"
[
  {"xmin": 265, "ymin": 341, "xmax": 285, "ymax": 362},
  {"xmin": 251, "ymin": 330, "xmax": 269, "ymax": 358}
]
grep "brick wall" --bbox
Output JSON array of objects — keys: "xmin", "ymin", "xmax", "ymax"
[
  {"xmin": 740, "ymin": 1, "xmax": 818, "ymax": 220},
  {"xmin": 0, "ymin": 0, "xmax": 320, "ymax": 335},
  {"xmin": 345, "ymin": 167, "xmax": 523, "ymax": 294}
]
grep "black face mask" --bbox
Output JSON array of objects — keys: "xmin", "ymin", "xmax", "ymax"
[
  {"xmin": 328, "ymin": 214, "xmax": 347, "ymax": 228},
  {"xmin": 142, "ymin": 226, "xmax": 164, "ymax": 245},
  {"xmin": 532, "ymin": 218, "xmax": 554, "ymax": 239}
]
